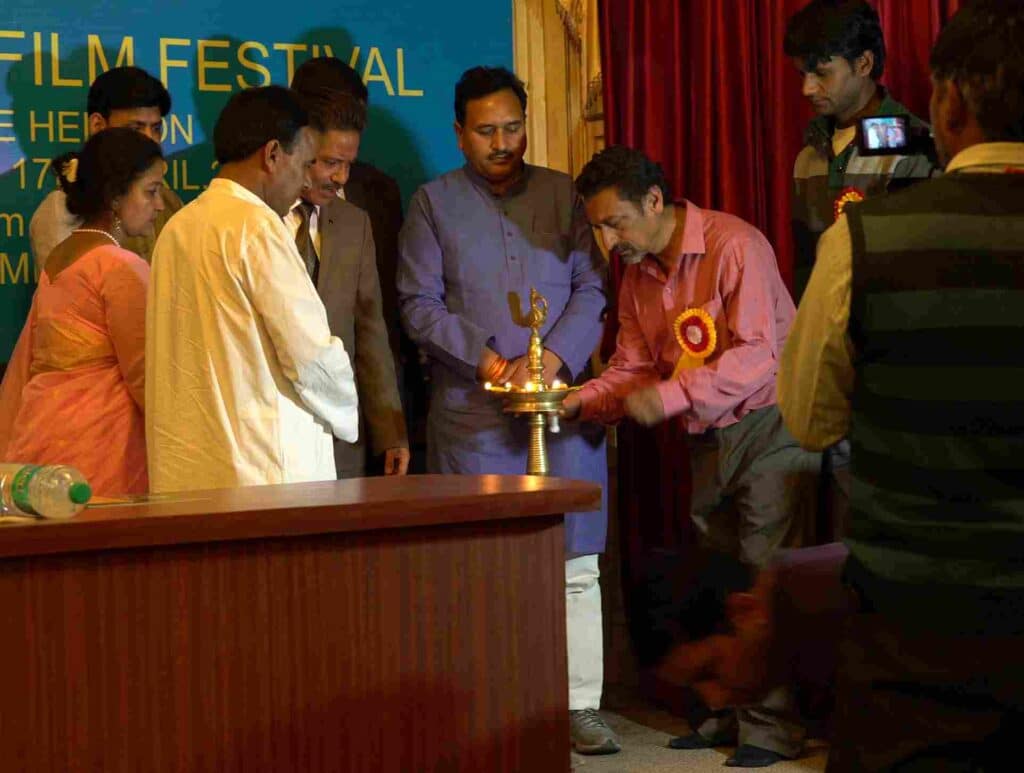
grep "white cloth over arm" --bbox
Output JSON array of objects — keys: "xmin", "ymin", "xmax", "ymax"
[{"xmin": 242, "ymin": 216, "xmax": 359, "ymax": 440}]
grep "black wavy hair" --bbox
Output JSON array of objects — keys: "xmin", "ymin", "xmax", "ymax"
[
  {"xmin": 931, "ymin": 0, "xmax": 1024, "ymax": 141},
  {"xmin": 213, "ymin": 86, "xmax": 309, "ymax": 164},
  {"xmin": 53, "ymin": 127, "xmax": 164, "ymax": 219},
  {"xmin": 292, "ymin": 57, "xmax": 369, "ymax": 104},
  {"xmin": 454, "ymin": 66, "xmax": 527, "ymax": 125},
  {"xmin": 784, "ymin": 0, "xmax": 886, "ymax": 79},
  {"xmin": 87, "ymin": 66, "xmax": 171, "ymax": 117},
  {"xmin": 575, "ymin": 145, "xmax": 673, "ymax": 205},
  {"xmin": 300, "ymin": 91, "xmax": 367, "ymax": 134}
]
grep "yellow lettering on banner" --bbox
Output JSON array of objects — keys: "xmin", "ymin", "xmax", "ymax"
[
  {"xmin": 168, "ymin": 159, "xmax": 202, "ymax": 191},
  {"xmin": 168, "ymin": 113, "xmax": 193, "ymax": 145},
  {"xmin": 198, "ymin": 39, "xmax": 231, "ymax": 92},
  {"xmin": 87, "ymin": 34, "xmax": 135, "ymax": 84},
  {"xmin": 273, "ymin": 43, "xmax": 306, "ymax": 84},
  {"xmin": 32, "ymin": 32, "xmax": 42, "ymax": 85},
  {"xmin": 307, "ymin": 43, "xmax": 335, "ymax": 62},
  {"xmin": 0, "ymin": 252, "xmax": 30, "ymax": 285},
  {"xmin": 0, "ymin": 212, "xmax": 25, "ymax": 238},
  {"xmin": 348, "ymin": 46, "xmax": 360, "ymax": 68},
  {"xmin": 58, "ymin": 111, "xmax": 82, "ymax": 143},
  {"xmin": 396, "ymin": 49, "xmax": 423, "ymax": 97},
  {"xmin": 29, "ymin": 110, "xmax": 54, "ymax": 143},
  {"xmin": 0, "ymin": 30, "xmax": 25, "ymax": 62},
  {"xmin": 50, "ymin": 33, "xmax": 83, "ymax": 87},
  {"xmin": 30, "ymin": 158, "xmax": 52, "ymax": 189},
  {"xmin": 180, "ymin": 159, "xmax": 201, "ymax": 191},
  {"xmin": 11, "ymin": 158, "xmax": 25, "ymax": 188},
  {"xmin": 237, "ymin": 41, "xmax": 270, "ymax": 88},
  {"xmin": 160, "ymin": 38, "xmax": 191, "ymax": 86},
  {"xmin": 0, "ymin": 108, "xmax": 14, "ymax": 143},
  {"xmin": 363, "ymin": 47, "xmax": 394, "ymax": 96}
]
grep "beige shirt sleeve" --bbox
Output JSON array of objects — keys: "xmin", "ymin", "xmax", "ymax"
[
  {"xmin": 778, "ymin": 215, "xmax": 856, "ymax": 451},
  {"xmin": 29, "ymin": 189, "xmax": 80, "ymax": 276}
]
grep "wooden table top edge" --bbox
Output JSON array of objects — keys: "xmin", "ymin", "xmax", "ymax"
[{"xmin": 0, "ymin": 474, "xmax": 602, "ymax": 559}]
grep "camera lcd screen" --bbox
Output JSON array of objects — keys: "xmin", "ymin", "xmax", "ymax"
[{"xmin": 858, "ymin": 115, "xmax": 909, "ymax": 155}]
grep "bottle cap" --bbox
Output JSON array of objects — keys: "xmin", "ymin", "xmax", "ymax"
[{"xmin": 69, "ymin": 482, "xmax": 92, "ymax": 505}]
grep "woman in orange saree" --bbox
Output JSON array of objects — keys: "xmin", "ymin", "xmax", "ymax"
[{"xmin": 0, "ymin": 128, "xmax": 166, "ymax": 496}]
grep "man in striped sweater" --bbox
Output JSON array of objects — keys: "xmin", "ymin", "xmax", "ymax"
[
  {"xmin": 784, "ymin": 0, "xmax": 937, "ymax": 545},
  {"xmin": 780, "ymin": 1, "xmax": 1024, "ymax": 768},
  {"xmin": 785, "ymin": 0, "xmax": 936, "ymax": 304}
]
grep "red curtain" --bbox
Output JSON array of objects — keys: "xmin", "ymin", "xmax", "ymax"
[{"xmin": 599, "ymin": 0, "xmax": 961, "ymax": 676}]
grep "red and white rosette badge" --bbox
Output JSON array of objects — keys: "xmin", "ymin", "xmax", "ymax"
[
  {"xmin": 833, "ymin": 186, "xmax": 865, "ymax": 221},
  {"xmin": 672, "ymin": 307, "xmax": 717, "ymax": 378}
]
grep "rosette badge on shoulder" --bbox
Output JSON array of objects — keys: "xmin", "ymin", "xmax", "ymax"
[
  {"xmin": 833, "ymin": 186, "xmax": 865, "ymax": 221},
  {"xmin": 672, "ymin": 307, "xmax": 717, "ymax": 378}
]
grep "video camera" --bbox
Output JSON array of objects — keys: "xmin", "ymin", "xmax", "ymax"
[{"xmin": 856, "ymin": 115, "xmax": 937, "ymax": 161}]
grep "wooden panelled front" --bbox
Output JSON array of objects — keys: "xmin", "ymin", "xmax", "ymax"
[{"xmin": 0, "ymin": 517, "xmax": 569, "ymax": 772}]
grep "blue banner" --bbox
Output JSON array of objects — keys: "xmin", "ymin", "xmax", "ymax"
[{"xmin": 0, "ymin": 1, "xmax": 513, "ymax": 360}]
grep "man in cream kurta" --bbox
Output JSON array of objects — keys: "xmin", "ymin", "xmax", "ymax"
[
  {"xmin": 147, "ymin": 178, "xmax": 359, "ymax": 492},
  {"xmin": 146, "ymin": 86, "xmax": 359, "ymax": 494}
]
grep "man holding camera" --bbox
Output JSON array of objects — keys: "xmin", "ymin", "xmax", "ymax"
[
  {"xmin": 785, "ymin": 0, "xmax": 936, "ymax": 303},
  {"xmin": 784, "ymin": 0, "xmax": 937, "ymax": 543}
]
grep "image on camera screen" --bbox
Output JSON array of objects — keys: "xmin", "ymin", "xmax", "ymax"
[{"xmin": 860, "ymin": 116, "xmax": 908, "ymax": 152}]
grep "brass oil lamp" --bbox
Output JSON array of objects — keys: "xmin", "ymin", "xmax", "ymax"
[{"xmin": 484, "ymin": 288, "xmax": 578, "ymax": 476}]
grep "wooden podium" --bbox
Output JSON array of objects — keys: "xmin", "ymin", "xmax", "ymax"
[{"xmin": 0, "ymin": 474, "xmax": 600, "ymax": 773}]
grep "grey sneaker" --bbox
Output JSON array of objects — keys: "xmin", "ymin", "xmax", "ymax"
[{"xmin": 569, "ymin": 708, "xmax": 621, "ymax": 755}]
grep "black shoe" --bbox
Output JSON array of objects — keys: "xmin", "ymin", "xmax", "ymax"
[
  {"xmin": 724, "ymin": 744, "xmax": 788, "ymax": 768},
  {"xmin": 668, "ymin": 732, "xmax": 734, "ymax": 750}
]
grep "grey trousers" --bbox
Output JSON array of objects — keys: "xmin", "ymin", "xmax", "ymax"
[{"xmin": 688, "ymin": 405, "xmax": 820, "ymax": 757}]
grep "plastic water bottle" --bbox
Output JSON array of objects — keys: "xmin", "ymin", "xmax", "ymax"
[{"xmin": 0, "ymin": 463, "xmax": 92, "ymax": 519}]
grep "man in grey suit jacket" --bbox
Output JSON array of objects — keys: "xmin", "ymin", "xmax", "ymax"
[
  {"xmin": 291, "ymin": 58, "xmax": 405, "ymax": 352},
  {"xmin": 285, "ymin": 94, "xmax": 409, "ymax": 478},
  {"xmin": 291, "ymin": 57, "xmax": 428, "ymax": 476}
]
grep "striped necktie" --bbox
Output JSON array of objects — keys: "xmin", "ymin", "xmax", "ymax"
[{"xmin": 293, "ymin": 200, "xmax": 319, "ymax": 287}]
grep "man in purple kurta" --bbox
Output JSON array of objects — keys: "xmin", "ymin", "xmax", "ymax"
[{"xmin": 397, "ymin": 66, "xmax": 616, "ymax": 755}]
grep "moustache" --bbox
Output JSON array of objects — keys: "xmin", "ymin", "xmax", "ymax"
[
  {"xmin": 299, "ymin": 181, "xmax": 338, "ymax": 196},
  {"xmin": 488, "ymin": 152, "xmax": 514, "ymax": 162},
  {"xmin": 611, "ymin": 244, "xmax": 644, "ymax": 263}
]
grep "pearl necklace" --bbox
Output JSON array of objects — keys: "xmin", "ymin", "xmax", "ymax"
[{"xmin": 72, "ymin": 228, "xmax": 120, "ymax": 248}]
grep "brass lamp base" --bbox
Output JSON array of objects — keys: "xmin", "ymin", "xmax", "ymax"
[
  {"xmin": 486, "ymin": 386, "xmax": 577, "ymax": 475},
  {"xmin": 483, "ymin": 287, "xmax": 575, "ymax": 477}
]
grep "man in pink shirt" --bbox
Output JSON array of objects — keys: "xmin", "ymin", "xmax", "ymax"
[{"xmin": 562, "ymin": 145, "xmax": 819, "ymax": 768}]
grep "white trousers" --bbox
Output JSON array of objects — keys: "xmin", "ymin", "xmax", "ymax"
[{"xmin": 566, "ymin": 553, "xmax": 603, "ymax": 710}]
